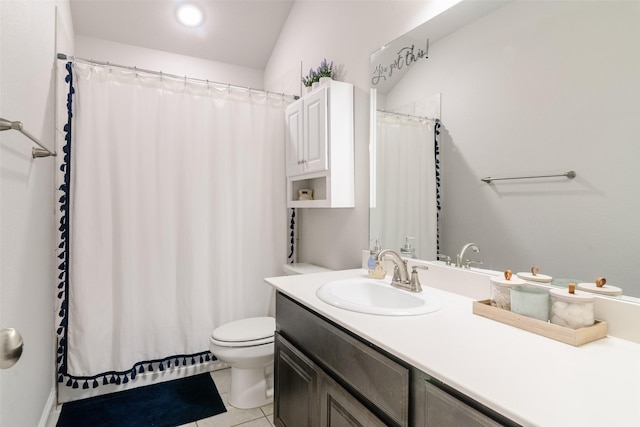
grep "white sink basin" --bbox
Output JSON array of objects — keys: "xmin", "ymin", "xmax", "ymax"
[{"xmin": 316, "ymin": 277, "xmax": 443, "ymax": 316}]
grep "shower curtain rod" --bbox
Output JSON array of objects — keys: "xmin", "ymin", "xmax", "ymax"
[
  {"xmin": 56, "ymin": 53, "xmax": 298, "ymax": 100},
  {"xmin": 376, "ymin": 109, "xmax": 439, "ymax": 123}
]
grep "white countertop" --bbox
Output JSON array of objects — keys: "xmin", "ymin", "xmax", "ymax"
[{"xmin": 265, "ymin": 268, "xmax": 640, "ymax": 427}]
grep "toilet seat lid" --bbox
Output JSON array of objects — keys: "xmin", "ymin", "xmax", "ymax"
[{"xmin": 212, "ymin": 317, "xmax": 275, "ymax": 343}]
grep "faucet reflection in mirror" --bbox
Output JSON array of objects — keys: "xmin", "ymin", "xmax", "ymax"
[{"xmin": 456, "ymin": 242, "xmax": 481, "ymax": 269}]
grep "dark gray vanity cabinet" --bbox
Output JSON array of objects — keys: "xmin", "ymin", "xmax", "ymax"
[
  {"xmin": 410, "ymin": 369, "xmax": 507, "ymax": 427},
  {"xmin": 275, "ymin": 332, "xmax": 387, "ymax": 427},
  {"xmin": 421, "ymin": 381, "xmax": 503, "ymax": 427},
  {"xmin": 274, "ymin": 292, "xmax": 518, "ymax": 427},
  {"xmin": 274, "ymin": 332, "xmax": 319, "ymax": 427},
  {"xmin": 318, "ymin": 369, "xmax": 389, "ymax": 426},
  {"xmin": 275, "ymin": 292, "xmax": 409, "ymax": 427}
]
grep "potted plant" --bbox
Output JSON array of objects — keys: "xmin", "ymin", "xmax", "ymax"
[
  {"xmin": 301, "ymin": 59, "xmax": 335, "ymax": 93},
  {"xmin": 316, "ymin": 58, "xmax": 334, "ymax": 86},
  {"xmin": 301, "ymin": 69, "xmax": 317, "ymax": 92}
]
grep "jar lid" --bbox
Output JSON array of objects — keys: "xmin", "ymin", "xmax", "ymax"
[
  {"xmin": 577, "ymin": 282, "xmax": 622, "ymax": 296},
  {"xmin": 549, "ymin": 287, "xmax": 595, "ymax": 302},
  {"xmin": 517, "ymin": 272, "xmax": 553, "ymax": 283},
  {"xmin": 490, "ymin": 275, "xmax": 526, "ymax": 287}
]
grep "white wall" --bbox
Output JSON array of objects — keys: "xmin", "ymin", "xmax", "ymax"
[
  {"xmin": 264, "ymin": 0, "xmax": 460, "ymax": 270},
  {"xmin": 380, "ymin": 1, "xmax": 640, "ymax": 295},
  {"xmin": 75, "ymin": 36, "xmax": 264, "ymax": 89},
  {"xmin": 0, "ymin": 1, "xmax": 73, "ymax": 426}
]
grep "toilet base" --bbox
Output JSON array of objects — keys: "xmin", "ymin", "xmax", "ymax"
[{"xmin": 228, "ymin": 362, "xmax": 274, "ymax": 409}]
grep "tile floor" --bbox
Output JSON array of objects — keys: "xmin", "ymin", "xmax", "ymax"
[{"xmin": 48, "ymin": 368, "xmax": 275, "ymax": 427}]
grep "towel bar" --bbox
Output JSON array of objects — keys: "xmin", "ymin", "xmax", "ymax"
[
  {"xmin": 0, "ymin": 118, "xmax": 56, "ymax": 158},
  {"xmin": 481, "ymin": 170, "xmax": 576, "ymax": 184}
]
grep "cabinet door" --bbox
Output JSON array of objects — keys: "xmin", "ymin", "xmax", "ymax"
[
  {"xmin": 277, "ymin": 293, "xmax": 409, "ymax": 425},
  {"xmin": 274, "ymin": 333, "xmax": 319, "ymax": 427},
  {"xmin": 303, "ymin": 88, "xmax": 328, "ymax": 174},
  {"xmin": 319, "ymin": 372, "xmax": 387, "ymax": 427},
  {"xmin": 422, "ymin": 381, "xmax": 503, "ymax": 427},
  {"xmin": 285, "ymin": 100, "xmax": 304, "ymax": 177}
]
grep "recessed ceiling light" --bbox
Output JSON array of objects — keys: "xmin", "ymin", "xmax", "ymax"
[{"xmin": 176, "ymin": 3, "xmax": 204, "ymax": 27}]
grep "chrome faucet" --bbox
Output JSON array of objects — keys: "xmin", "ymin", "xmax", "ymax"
[
  {"xmin": 437, "ymin": 253, "xmax": 452, "ymax": 266},
  {"xmin": 376, "ymin": 249, "xmax": 423, "ymax": 292},
  {"xmin": 456, "ymin": 243, "xmax": 480, "ymax": 268}
]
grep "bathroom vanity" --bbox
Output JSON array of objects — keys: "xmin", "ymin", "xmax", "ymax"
[
  {"xmin": 266, "ymin": 266, "xmax": 640, "ymax": 427},
  {"xmin": 275, "ymin": 292, "xmax": 511, "ymax": 426}
]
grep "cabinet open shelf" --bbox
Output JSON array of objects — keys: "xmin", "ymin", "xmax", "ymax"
[{"xmin": 288, "ymin": 175, "xmax": 328, "ymax": 208}]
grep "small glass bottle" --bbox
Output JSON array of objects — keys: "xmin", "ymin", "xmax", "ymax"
[
  {"xmin": 490, "ymin": 270, "xmax": 525, "ymax": 310},
  {"xmin": 549, "ymin": 284, "xmax": 595, "ymax": 329},
  {"xmin": 400, "ymin": 236, "xmax": 416, "ymax": 259},
  {"xmin": 367, "ymin": 238, "xmax": 382, "ymax": 278}
]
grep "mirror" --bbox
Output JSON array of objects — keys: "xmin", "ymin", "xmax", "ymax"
[
  {"xmin": 370, "ymin": 0, "xmax": 640, "ymax": 300},
  {"xmin": 369, "ymin": 86, "xmax": 440, "ymax": 261}
]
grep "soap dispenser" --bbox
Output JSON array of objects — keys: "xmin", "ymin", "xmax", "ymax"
[
  {"xmin": 400, "ymin": 236, "xmax": 416, "ymax": 259},
  {"xmin": 367, "ymin": 238, "xmax": 383, "ymax": 278}
]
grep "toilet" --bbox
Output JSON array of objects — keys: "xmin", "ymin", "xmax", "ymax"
[{"xmin": 209, "ymin": 263, "xmax": 332, "ymax": 409}]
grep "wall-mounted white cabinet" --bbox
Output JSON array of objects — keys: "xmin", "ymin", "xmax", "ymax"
[{"xmin": 285, "ymin": 80, "xmax": 354, "ymax": 208}]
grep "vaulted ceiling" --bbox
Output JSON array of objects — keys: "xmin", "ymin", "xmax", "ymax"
[{"xmin": 70, "ymin": 0, "xmax": 295, "ymax": 69}]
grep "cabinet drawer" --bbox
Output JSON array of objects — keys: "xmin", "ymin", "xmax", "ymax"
[
  {"xmin": 277, "ymin": 293, "xmax": 409, "ymax": 426},
  {"xmin": 423, "ymin": 382, "xmax": 503, "ymax": 427}
]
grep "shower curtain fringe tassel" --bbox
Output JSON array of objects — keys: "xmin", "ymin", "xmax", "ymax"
[
  {"xmin": 434, "ymin": 122, "xmax": 442, "ymax": 253},
  {"xmin": 57, "ymin": 351, "xmax": 215, "ymax": 389}
]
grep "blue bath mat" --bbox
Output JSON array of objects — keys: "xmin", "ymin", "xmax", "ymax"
[{"xmin": 56, "ymin": 373, "xmax": 226, "ymax": 427}]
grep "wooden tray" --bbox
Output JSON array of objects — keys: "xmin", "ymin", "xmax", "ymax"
[{"xmin": 472, "ymin": 299, "xmax": 608, "ymax": 346}]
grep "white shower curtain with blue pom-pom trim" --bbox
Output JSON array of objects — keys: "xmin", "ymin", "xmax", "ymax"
[
  {"xmin": 370, "ymin": 112, "xmax": 438, "ymax": 260},
  {"xmin": 56, "ymin": 62, "xmax": 288, "ymax": 395}
]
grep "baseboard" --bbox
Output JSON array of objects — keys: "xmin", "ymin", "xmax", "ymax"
[{"xmin": 38, "ymin": 386, "xmax": 57, "ymax": 427}]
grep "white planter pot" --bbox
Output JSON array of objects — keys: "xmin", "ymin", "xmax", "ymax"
[{"xmin": 319, "ymin": 77, "xmax": 332, "ymax": 86}]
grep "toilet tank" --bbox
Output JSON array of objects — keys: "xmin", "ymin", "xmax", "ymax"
[{"xmin": 282, "ymin": 263, "xmax": 332, "ymax": 275}]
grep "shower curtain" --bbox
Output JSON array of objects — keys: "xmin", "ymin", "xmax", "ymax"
[
  {"xmin": 370, "ymin": 113, "xmax": 439, "ymax": 259},
  {"xmin": 56, "ymin": 62, "xmax": 289, "ymax": 391}
]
